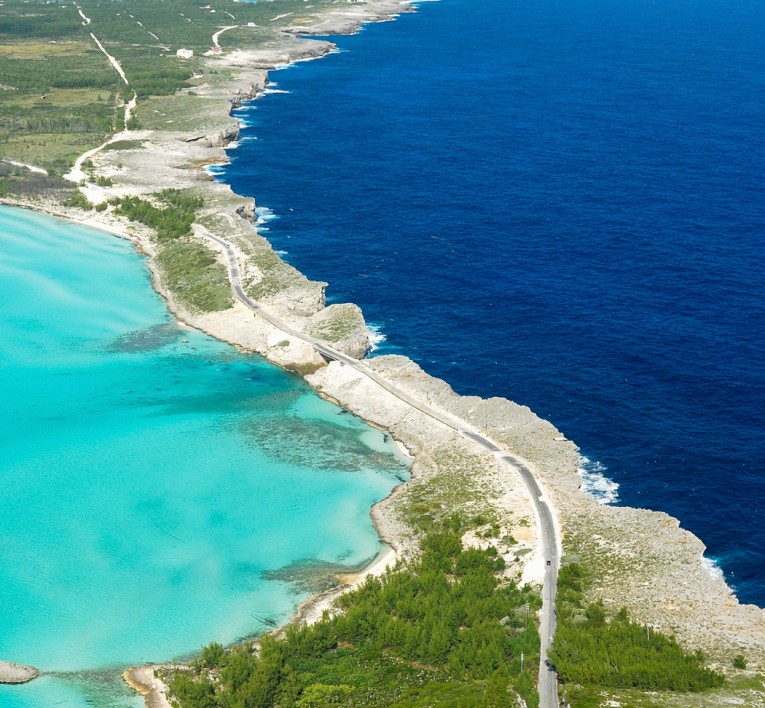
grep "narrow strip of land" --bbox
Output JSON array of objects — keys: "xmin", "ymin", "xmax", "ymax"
[{"xmin": 199, "ymin": 224, "xmax": 561, "ymax": 707}]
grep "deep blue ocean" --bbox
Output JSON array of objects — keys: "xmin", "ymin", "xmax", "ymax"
[{"xmin": 219, "ymin": 0, "xmax": 765, "ymax": 605}]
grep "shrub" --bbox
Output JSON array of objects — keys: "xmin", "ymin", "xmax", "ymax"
[
  {"xmin": 63, "ymin": 190, "xmax": 93, "ymax": 210},
  {"xmin": 167, "ymin": 532, "xmax": 542, "ymax": 707},
  {"xmin": 550, "ymin": 566, "xmax": 725, "ymax": 694}
]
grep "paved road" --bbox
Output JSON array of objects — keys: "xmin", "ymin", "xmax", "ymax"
[{"xmin": 201, "ymin": 225, "xmax": 560, "ymax": 707}]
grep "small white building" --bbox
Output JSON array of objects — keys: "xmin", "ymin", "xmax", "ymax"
[{"xmin": 176, "ymin": 48, "xmax": 194, "ymax": 59}]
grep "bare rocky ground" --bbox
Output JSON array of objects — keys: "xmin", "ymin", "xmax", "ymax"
[
  {"xmin": 309, "ymin": 357, "xmax": 765, "ymax": 673},
  {"xmin": 0, "ymin": 661, "xmax": 38, "ymax": 684},
  {"xmin": 8, "ymin": 0, "xmax": 765, "ymax": 704}
]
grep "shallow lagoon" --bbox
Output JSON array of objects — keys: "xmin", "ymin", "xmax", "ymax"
[{"xmin": 0, "ymin": 206, "xmax": 406, "ymax": 705}]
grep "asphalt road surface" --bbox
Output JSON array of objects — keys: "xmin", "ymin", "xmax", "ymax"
[{"xmin": 201, "ymin": 225, "xmax": 560, "ymax": 707}]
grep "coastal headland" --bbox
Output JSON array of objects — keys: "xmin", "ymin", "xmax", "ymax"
[{"xmin": 1, "ymin": 0, "xmax": 764, "ymax": 704}]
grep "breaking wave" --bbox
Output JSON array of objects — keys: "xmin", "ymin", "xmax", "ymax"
[
  {"xmin": 367, "ymin": 323, "xmax": 387, "ymax": 352},
  {"xmin": 702, "ymin": 556, "xmax": 725, "ymax": 582},
  {"xmin": 577, "ymin": 454, "xmax": 619, "ymax": 505},
  {"xmin": 263, "ymin": 82, "xmax": 290, "ymax": 95},
  {"xmin": 255, "ymin": 206, "xmax": 279, "ymax": 232}
]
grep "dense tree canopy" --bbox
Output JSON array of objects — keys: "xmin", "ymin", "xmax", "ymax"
[
  {"xmin": 549, "ymin": 564, "xmax": 725, "ymax": 696},
  {"xmin": 111, "ymin": 189, "xmax": 202, "ymax": 241},
  {"xmin": 168, "ymin": 531, "xmax": 541, "ymax": 707}
]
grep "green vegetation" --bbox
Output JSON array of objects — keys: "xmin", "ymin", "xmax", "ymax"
[
  {"xmin": 307, "ymin": 305, "xmax": 364, "ymax": 344},
  {"xmin": 63, "ymin": 189, "xmax": 94, "ymax": 210},
  {"xmin": 0, "ymin": 162, "xmax": 72, "ymax": 200},
  {"xmin": 0, "ymin": 0, "xmax": 339, "ymax": 170},
  {"xmin": 308, "ymin": 317, "xmax": 359, "ymax": 343},
  {"xmin": 156, "ymin": 240, "xmax": 231, "ymax": 313},
  {"xmin": 733, "ymin": 654, "xmax": 748, "ymax": 670},
  {"xmin": 550, "ymin": 563, "xmax": 725, "ymax": 703},
  {"xmin": 109, "ymin": 190, "xmax": 230, "ymax": 312},
  {"xmin": 167, "ymin": 530, "xmax": 541, "ymax": 707},
  {"xmin": 111, "ymin": 189, "xmax": 202, "ymax": 241},
  {"xmin": 401, "ymin": 446, "xmax": 500, "ymax": 534},
  {"xmin": 102, "ymin": 139, "xmax": 145, "ymax": 152}
]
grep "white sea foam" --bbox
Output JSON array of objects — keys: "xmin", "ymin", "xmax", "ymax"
[
  {"xmin": 203, "ymin": 164, "xmax": 226, "ymax": 178},
  {"xmin": 577, "ymin": 454, "xmax": 619, "ymax": 505},
  {"xmin": 255, "ymin": 206, "xmax": 279, "ymax": 225},
  {"xmin": 273, "ymin": 48, "xmax": 342, "ymax": 73},
  {"xmin": 254, "ymin": 206, "xmax": 279, "ymax": 233},
  {"xmin": 702, "ymin": 556, "xmax": 725, "ymax": 582},
  {"xmin": 367, "ymin": 323, "xmax": 387, "ymax": 352},
  {"xmin": 275, "ymin": 249, "xmax": 288, "ymax": 256}
]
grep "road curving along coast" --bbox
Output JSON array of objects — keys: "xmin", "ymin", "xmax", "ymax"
[
  {"xmin": 4, "ymin": 0, "xmax": 765, "ymax": 704},
  {"xmin": 200, "ymin": 223, "xmax": 563, "ymax": 706}
]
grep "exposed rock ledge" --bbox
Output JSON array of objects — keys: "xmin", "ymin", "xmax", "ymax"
[
  {"xmin": 0, "ymin": 661, "xmax": 39, "ymax": 684},
  {"xmin": 124, "ymin": 665, "xmax": 173, "ymax": 708},
  {"xmin": 17, "ymin": 0, "xmax": 760, "ymax": 700},
  {"xmin": 307, "ymin": 356, "xmax": 765, "ymax": 671}
]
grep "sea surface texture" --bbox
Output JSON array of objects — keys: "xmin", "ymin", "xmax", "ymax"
[
  {"xmin": 221, "ymin": 0, "xmax": 765, "ymax": 604},
  {"xmin": 0, "ymin": 206, "xmax": 406, "ymax": 706}
]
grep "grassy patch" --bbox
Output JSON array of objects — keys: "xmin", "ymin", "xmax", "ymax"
[
  {"xmin": 244, "ymin": 247, "xmax": 306, "ymax": 300},
  {"xmin": 156, "ymin": 240, "xmax": 231, "ymax": 313},
  {"xmin": 401, "ymin": 446, "xmax": 497, "ymax": 533},
  {"xmin": 0, "ymin": 132, "xmax": 109, "ymax": 175},
  {"xmin": 135, "ymin": 95, "xmax": 228, "ymax": 131},
  {"xmin": 307, "ymin": 306, "xmax": 363, "ymax": 344},
  {"xmin": 102, "ymin": 139, "xmax": 145, "ymax": 152},
  {"xmin": 308, "ymin": 318, "xmax": 358, "ymax": 343}
]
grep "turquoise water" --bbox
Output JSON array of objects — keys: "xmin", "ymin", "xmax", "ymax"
[{"xmin": 0, "ymin": 206, "xmax": 407, "ymax": 705}]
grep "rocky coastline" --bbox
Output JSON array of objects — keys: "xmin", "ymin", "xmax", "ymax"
[{"xmin": 4, "ymin": 0, "xmax": 765, "ymax": 703}]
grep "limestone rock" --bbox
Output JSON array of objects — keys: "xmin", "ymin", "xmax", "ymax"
[
  {"xmin": 205, "ymin": 123, "xmax": 240, "ymax": 148},
  {"xmin": 264, "ymin": 330, "xmax": 326, "ymax": 374},
  {"xmin": 306, "ymin": 303, "xmax": 371, "ymax": 359},
  {"xmin": 263, "ymin": 281, "xmax": 327, "ymax": 319},
  {"xmin": 0, "ymin": 661, "xmax": 39, "ymax": 684},
  {"xmin": 236, "ymin": 199, "xmax": 256, "ymax": 222}
]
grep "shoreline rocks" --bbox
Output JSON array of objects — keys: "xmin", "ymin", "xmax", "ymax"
[
  {"xmin": 0, "ymin": 661, "xmax": 39, "ymax": 684},
  {"xmin": 4, "ymin": 0, "xmax": 764, "ymax": 703}
]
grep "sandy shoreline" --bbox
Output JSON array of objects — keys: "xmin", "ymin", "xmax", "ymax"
[
  {"xmin": 122, "ymin": 547, "xmax": 400, "ymax": 708},
  {"xmin": 5, "ymin": 0, "xmax": 765, "ymax": 702},
  {"xmin": 0, "ymin": 199, "xmax": 135, "ymax": 241},
  {"xmin": 3, "ymin": 3, "xmax": 434, "ymax": 704}
]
